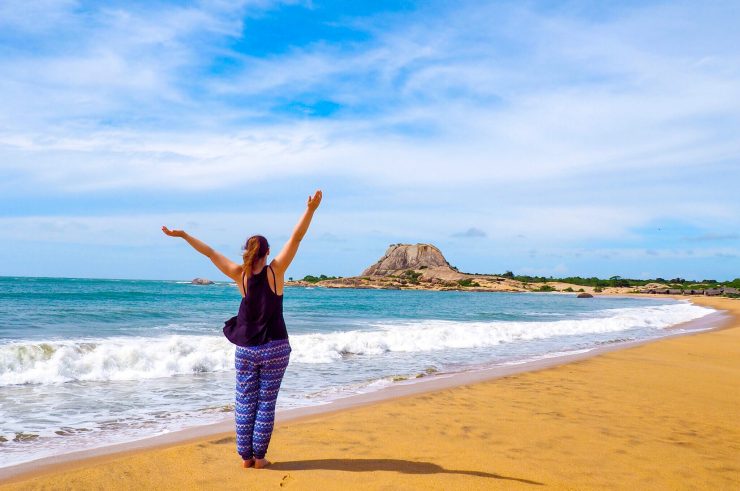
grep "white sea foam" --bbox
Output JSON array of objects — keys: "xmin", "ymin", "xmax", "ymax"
[
  {"xmin": 288, "ymin": 302, "xmax": 713, "ymax": 363},
  {"xmin": 0, "ymin": 302, "xmax": 713, "ymax": 385},
  {"xmin": 499, "ymin": 348, "xmax": 595, "ymax": 366},
  {"xmin": 0, "ymin": 336, "xmax": 235, "ymax": 386}
]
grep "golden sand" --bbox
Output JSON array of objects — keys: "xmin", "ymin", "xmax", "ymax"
[{"xmin": 2, "ymin": 297, "xmax": 739, "ymax": 490}]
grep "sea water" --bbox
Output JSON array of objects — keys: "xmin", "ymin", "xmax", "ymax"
[{"xmin": 0, "ymin": 276, "xmax": 715, "ymax": 467}]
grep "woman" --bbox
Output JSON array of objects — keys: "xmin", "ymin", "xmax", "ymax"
[{"xmin": 161, "ymin": 189, "xmax": 322, "ymax": 469}]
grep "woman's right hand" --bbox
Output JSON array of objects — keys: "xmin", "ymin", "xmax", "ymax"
[
  {"xmin": 307, "ymin": 190, "xmax": 322, "ymax": 211},
  {"xmin": 161, "ymin": 226, "xmax": 186, "ymax": 238}
]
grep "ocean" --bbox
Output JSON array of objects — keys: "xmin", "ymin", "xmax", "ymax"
[{"xmin": 0, "ymin": 276, "xmax": 715, "ymax": 468}]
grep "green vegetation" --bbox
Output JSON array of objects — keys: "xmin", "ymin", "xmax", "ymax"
[
  {"xmin": 594, "ymin": 286, "xmax": 603, "ymax": 293},
  {"xmin": 457, "ymin": 278, "xmax": 481, "ymax": 287},
  {"xmin": 499, "ymin": 272, "xmax": 740, "ymax": 291},
  {"xmin": 726, "ymin": 278, "xmax": 740, "ymax": 288},
  {"xmin": 401, "ymin": 269, "xmax": 423, "ymax": 284},
  {"xmin": 301, "ymin": 274, "xmax": 340, "ymax": 283},
  {"xmin": 563, "ymin": 287, "xmax": 574, "ymax": 292},
  {"xmin": 536, "ymin": 285, "xmax": 556, "ymax": 292}
]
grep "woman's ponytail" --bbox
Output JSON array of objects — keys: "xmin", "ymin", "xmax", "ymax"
[{"xmin": 242, "ymin": 235, "xmax": 269, "ymax": 278}]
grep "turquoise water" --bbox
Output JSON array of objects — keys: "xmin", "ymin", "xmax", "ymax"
[{"xmin": 0, "ymin": 276, "xmax": 714, "ymax": 467}]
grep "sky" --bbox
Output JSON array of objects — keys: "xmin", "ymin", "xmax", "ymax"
[{"xmin": 0, "ymin": 0, "xmax": 738, "ymax": 281}]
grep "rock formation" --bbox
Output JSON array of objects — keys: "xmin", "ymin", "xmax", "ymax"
[
  {"xmin": 191, "ymin": 278, "xmax": 214, "ymax": 285},
  {"xmin": 361, "ymin": 243, "xmax": 453, "ymax": 276},
  {"xmin": 289, "ymin": 243, "xmax": 652, "ymax": 294}
]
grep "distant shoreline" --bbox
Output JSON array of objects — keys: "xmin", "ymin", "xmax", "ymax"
[
  {"xmin": 1, "ymin": 274, "xmax": 736, "ymax": 298},
  {"xmin": 284, "ymin": 278, "xmax": 737, "ymax": 298}
]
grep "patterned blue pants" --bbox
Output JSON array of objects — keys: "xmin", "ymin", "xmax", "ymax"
[{"xmin": 234, "ymin": 339, "xmax": 291, "ymax": 460}]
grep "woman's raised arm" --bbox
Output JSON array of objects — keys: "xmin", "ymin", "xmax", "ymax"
[
  {"xmin": 161, "ymin": 226, "xmax": 242, "ymax": 281},
  {"xmin": 271, "ymin": 190, "xmax": 322, "ymax": 276}
]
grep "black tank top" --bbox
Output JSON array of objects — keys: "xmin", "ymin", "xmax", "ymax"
[{"xmin": 226, "ymin": 265, "xmax": 288, "ymax": 347}]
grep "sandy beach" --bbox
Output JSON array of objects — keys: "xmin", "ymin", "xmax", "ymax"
[
  {"xmin": 4, "ymin": 0, "xmax": 737, "ymax": 488},
  {"xmin": 1, "ymin": 295, "xmax": 738, "ymax": 490}
]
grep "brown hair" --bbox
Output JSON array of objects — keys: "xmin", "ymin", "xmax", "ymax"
[{"xmin": 242, "ymin": 235, "xmax": 269, "ymax": 278}]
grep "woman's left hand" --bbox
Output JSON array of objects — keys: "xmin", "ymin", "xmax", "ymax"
[{"xmin": 161, "ymin": 226, "xmax": 186, "ymax": 238}]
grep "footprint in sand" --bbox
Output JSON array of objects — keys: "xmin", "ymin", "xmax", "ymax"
[{"xmin": 280, "ymin": 474, "xmax": 295, "ymax": 488}]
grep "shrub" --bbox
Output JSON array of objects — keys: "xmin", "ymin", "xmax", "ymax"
[
  {"xmin": 563, "ymin": 287, "xmax": 574, "ymax": 292},
  {"xmin": 302, "ymin": 274, "xmax": 339, "ymax": 283},
  {"xmin": 594, "ymin": 286, "xmax": 603, "ymax": 293},
  {"xmin": 457, "ymin": 278, "xmax": 480, "ymax": 287},
  {"xmin": 401, "ymin": 270, "xmax": 422, "ymax": 284},
  {"xmin": 726, "ymin": 278, "xmax": 740, "ymax": 288},
  {"xmin": 537, "ymin": 285, "xmax": 556, "ymax": 292},
  {"xmin": 609, "ymin": 276, "xmax": 630, "ymax": 287}
]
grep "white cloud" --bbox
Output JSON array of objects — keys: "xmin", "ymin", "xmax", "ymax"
[
  {"xmin": 451, "ymin": 227, "xmax": 486, "ymax": 238},
  {"xmin": 0, "ymin": 0, "xmax": 738, "ymax": 280},
  {"xmin": 1, "ymin": 1, "xmax": 738, "ymax": 197},
  {"xmin": 0, "ymin": 201, "xmax": 728, "ymax": 249},
  {"xmin": 0, "ymin": 0, "xmax": 80, "ymax": 33}
]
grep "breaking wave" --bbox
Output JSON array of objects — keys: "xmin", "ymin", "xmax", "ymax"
[{"xmin": 0, "ymin": 302, "xmax": 713, "ymax": 385}]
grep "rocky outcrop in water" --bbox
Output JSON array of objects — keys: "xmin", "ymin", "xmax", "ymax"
[
  {"xmin": 286, "ymin": 243, "xmax": 659, "ymax": 295},
  {"xmin": 361, "ymin": 243, "xmax": 453, "ymax": 276},
  {"xmin": 191, "ymin": 278, "xmax": 214, "ymax": 285}
]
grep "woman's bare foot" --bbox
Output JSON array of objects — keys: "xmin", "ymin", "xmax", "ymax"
[
  {"xmin": 254, "ymin": 458, "xmax": 271, "ymax": 469},
  {"xmin": 242, "ymin": 458, "xmax": 255, "ymax": 468}
]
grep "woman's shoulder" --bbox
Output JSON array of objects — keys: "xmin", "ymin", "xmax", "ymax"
[{"xmin": 268, "ymin": 260, "xmax": 286, "ymax": 276}]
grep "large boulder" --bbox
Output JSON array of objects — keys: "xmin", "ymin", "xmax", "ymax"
[
  {"xmin": 362, "ymin": 244, "xmax": 452, "ymax": 276},
  {"xmin": 191, "ymin": 278, "xmax": 214, "ymax": 285},
  {"xmin": 577, "ymin": 292, "xmax": 593, "ymax": 298}
]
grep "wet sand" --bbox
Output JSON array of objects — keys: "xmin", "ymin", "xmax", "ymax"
[{"xmin": 1, "ymin": 296, "xmax": 738, "ymax": 490}]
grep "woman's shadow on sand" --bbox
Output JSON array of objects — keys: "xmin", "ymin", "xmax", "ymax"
[{"xmin": 269, "ymin": 458, "xmax": 543, "ymax": 485}]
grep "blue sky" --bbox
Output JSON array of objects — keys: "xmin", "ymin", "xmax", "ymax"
[{"xmin": 0, "ymin": 0, "xmax": 738, "ymax": 281}]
